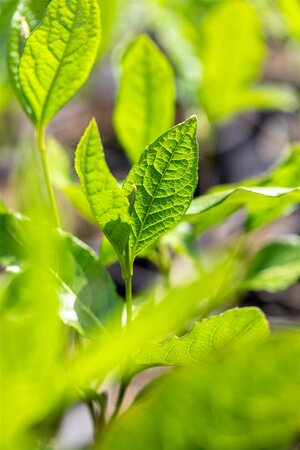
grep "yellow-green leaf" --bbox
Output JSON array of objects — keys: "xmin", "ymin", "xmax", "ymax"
[
  {"xmin": 75, "ymin": 119, "xmax": 132, "ymax": 257},
  {"xmin": 19, "ymin": 0, "xmax": 101, "ymax": 126},
  {"xmin": 114, "ymin": 34, "xmax": 175, "ymax": 163},
  {"xmin": 136, "ymin": 307, "xmax": 269, "ymax": 367},
  {"xmin": 123, "ymin": 116, "xmax": 198, "ymax": 257}
]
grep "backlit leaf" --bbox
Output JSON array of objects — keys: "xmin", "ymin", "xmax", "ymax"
[
  {"xmin": 19, "ymin": 0, "xmax": 100, "ymax": 126},
  {"xmin": 114, "ymin": 34, "xmax": 175, "ymax": 163},
  {"xmin": 136, "ymin": 307, "xmax": 269, "ymax": 367},
  {"xmin": 123, "ymin": 116, "xmax": 198, "ymax": 257},
  {"xmin": 75, "ymin": 119, "xmax": 132, "ymax": 257},
  {"xmin": 186, "ymin": 186, "xmax": 300, "ymax": 234}
]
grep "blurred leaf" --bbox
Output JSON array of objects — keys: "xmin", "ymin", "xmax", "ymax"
[
  {"xmin": 199, "ymin": 0, "xmax": 297, "ymax": 121},
  {"xmin": 136, "ymin": 307, "xmax": 269, "ymax": 367},
  {"xmin": 18, "ymin": 0, "xmax": 100, "ymax": 126},
  {"xmin": 186, "ymin": 187, "xmax": 300, "ymax": 234},
  {"xmin": 99, "ymin": 235, "xmax": 119, "ymax": 266},
  {"xmin": 97, "ymin": 0, "xmax": 119, "ymax": 56},
  {"xmin": 0, "ymin": 207, "xmax": 120, "ymax": 332},
  {"xmin": 75, "ymin": 119, "xmax": 132, "ymax": 257},
  {"xmin": 47, "ymin": 136, "xmax": 97, "ymax": 224},
  {"xmin": 0, "ymin": 218, "xmax": 67, "ymax": 449},
  {"xmin": 62, "ymin": 182, "xmax": 97, "ymax": 224},
  {"xmin": 277, "ymin": 0, "xmax": 300, "ymax": 41},
  {"xmin": 73, "ymin": 255, "xmax": 240, "ymax": 387},
  {"xmin": 58, "ymin": 231, "xmax": 122, "ymax": 332},
  {"xmin": 114, "ymin": 34, "xmax": 175, "ymax": 163},
  {"xmin": 254, "ymin": 142, "xmax": 300, "ymax": 188},
  {"xmin": 123, "ymin": 117, "xmax": 198, "ymax": 256},
  {"xmin": 0, "ymin": 208, "xmax": 28, "ymax": 266},
  {"xmin": 243, "ymin": 236, "xmax": 300, "ymax": 292},
  {"xmin": 99, "ymin": 333, "xmax": 300, "ymax": 450}
]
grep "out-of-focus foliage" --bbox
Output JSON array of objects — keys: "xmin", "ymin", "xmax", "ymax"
[
  {"xmin": 149, "ymin": 0, "xmax": 298, "ymax": 121},
  {"xmin": 186, "ymin": 186, "xmax": 300, "ymax": 233},
  {"xmin": 135, "ymin": 307, "xmax": 269, "ymax": 367},
  {"xmin": 114, "ymin": 34, "xmax": 175, "ymax": 163},
  {"xmin": 0, "ymin": 206, "xmax": 121, "ymax": 334},
  {"xmin": 0, "ymin": 214, "xmax": 68, "ymax": 450},
  {"xmin": 243, "ymin": 236, "xmax": 300, "ymax": 292},
  {"xmin": 98, "ymin": 333, "xmax": 300, "ymax": 450}
]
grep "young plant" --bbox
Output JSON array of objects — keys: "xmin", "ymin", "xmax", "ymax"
[{"xmin": 75, "ymin": 116, "xmax": 199, "ymax": 324}]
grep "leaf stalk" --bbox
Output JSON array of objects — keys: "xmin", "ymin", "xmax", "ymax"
[{"xmin": 36, "ymin": 126, "xmax": 61, "ymax": 228}]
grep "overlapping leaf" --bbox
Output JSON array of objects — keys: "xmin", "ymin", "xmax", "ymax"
[
  {"xmin": 75, "ymin": 119, "xmax": 132, "ymax": 257},
  {"xmin": 114, "ymin": 34, "xmax": 175, "ymax": 163},
  {"xmin": 18, "ymin": 0, "xmax": 100, "ymax": 126},
  {"xmin": 123, "ymin": 117, "xmax": 199, "ymax": 256},
  {"xmin": 135, "ymin": 307, "xmax": 269, "ymax": 367}
]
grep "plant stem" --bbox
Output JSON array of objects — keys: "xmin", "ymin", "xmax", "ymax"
[
  {"xmin": 110, "ymin": 379, "xmax": 128, "ymax": 423},
  {"xmin": 36, "ymin": 126, "xmax": 61, "ymax": 228},
  {"xmin": 125, "ymin": 276, "xmax": 132, "ymax": 326}
]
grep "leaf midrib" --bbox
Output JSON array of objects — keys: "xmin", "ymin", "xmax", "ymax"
[
  {"xmin": 132, "ymin": 123, "xmax": 191, "ymax": 255},
  {"xmin": 38, "ymin": 0, "xmax": 80, "ymax": 126}
]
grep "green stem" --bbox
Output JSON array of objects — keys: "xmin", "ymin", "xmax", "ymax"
[
  {"xmin": 36, "ymin": 126, "xmax": 61, "ymax": 228},
  {"xmin": 125, "ymin": 276, "xmax": 132, "ymax": 326},
  {"xmin": 110, "ymin": 380, "xmax": 128, "ymax": 422}
]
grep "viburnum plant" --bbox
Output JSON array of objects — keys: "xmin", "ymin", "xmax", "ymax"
[{"xmin": 1, "ymin": 1, "xmax": 300, "ymax": 449}]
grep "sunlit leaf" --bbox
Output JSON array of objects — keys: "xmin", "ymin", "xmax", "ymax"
[
  {"xmin": 123, "ymin": 117, "xmax": 198, "ymax": 256},
  {"xmin": 75, "ymin": 119, "xmax": 132, "ymax": 257},
  {"xmin": 114, "ymin": 34, "xmax": 175, "ymax": 163},
  {"xmin": 199, "ymin": 1, "xmax": 297, "ymax": 121},
  {"xmin": 186, "ymin": 186, "xmax": 300, "ymax": 234},
  {"xmin": 19, "ymin": 0, "xmax": 100, "ymax": 126},
  {"xmin": 136, "ymin": 307, "xmax": 269, "ymax": 367}
]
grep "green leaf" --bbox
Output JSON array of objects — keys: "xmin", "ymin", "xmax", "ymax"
[
  {"xmin": 18, "ymin": 0, "xmax": 100, "ymax": 126},
  {"xmin": 0, "ymin": 208, "xmax": 28, "ymax": 266},
  {"xmin": 46, "ymin": 135, "xmax": 97, "ymax": 224},
  {"xmin": 123, "ymin": 116, "xmax": 198, "ymax": 257},
  {"xmin": 75, "ymin": 119, "xmax": 132, "ymax": 257},
  {"xmin": 0, "ymin": 207, "xmax": 120, "ymax": 332},
  {"xmin": 186, "ymin": 186, "xmax": 300, "ymax": 234},
  {"xmin": 243, "ymin": 236, "xmax": 300, "ymax": 292},
  {"xmin": 199, "ymin": 1, "xmax": 297, "ymax": 121},
  {"xmin": 278, "ymin": 0, "xmax": 300, "ymax": 41},
  {"xmin": 135, "ymin": 307, "xmax": 269, "ymax": 367},
  {"xmin": 8, "ymin": 0, "xmax": 50, "ymax": 121},
  {"xmin": 99, "ymin": 333, "xmax": 300, "ymax": 450},
  {"xmin": 57, "ymin": 231, "xmax": 122, "ymax": 332},
  {"xmin": 114, "ymin": 34, "xmax": 175, "ymax": 164},
  {"xmin": 62, "ymin": 182, "xmax": 97, "ymax": 224}
]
